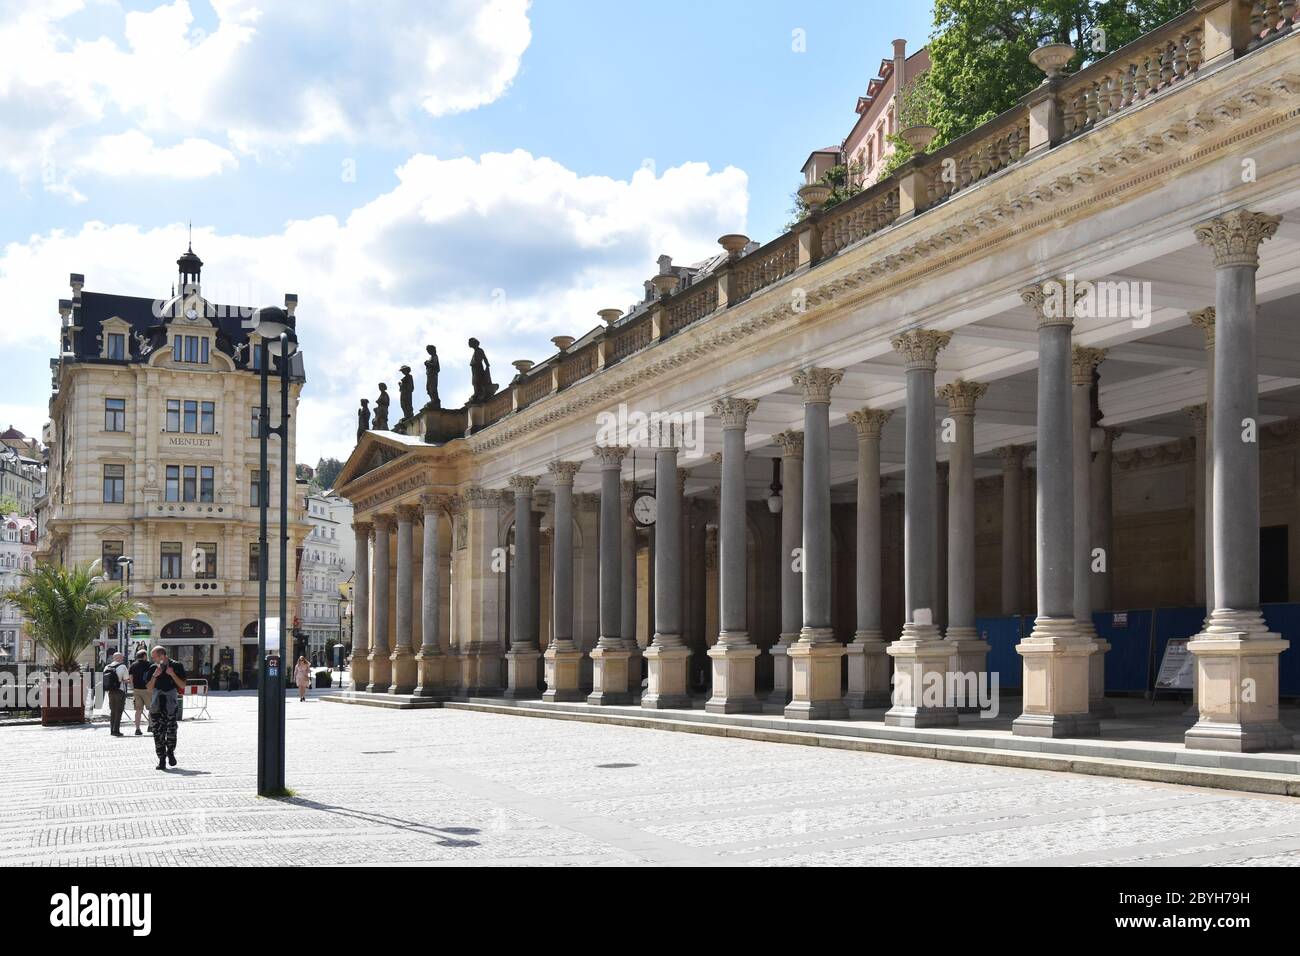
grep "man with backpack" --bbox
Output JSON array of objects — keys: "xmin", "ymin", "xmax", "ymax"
[{"xmin": 103, "ymin": 652, "xmax": 129, "ymax": 737}]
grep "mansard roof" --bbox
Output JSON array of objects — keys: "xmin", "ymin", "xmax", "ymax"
[{"xmin": 69, "ymin": 290, "xmax": 260, "ymax": 369}]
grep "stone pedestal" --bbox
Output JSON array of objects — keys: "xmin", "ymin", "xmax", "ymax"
[
  {"xmin": 642, "ymin": 642, "xmax": 692, "ymax": 709},
  {"xmin": 366, "ymin": 652, "xmax": 392, "ymax": 694},
  {"xmin": 1185, "ymin": 615, "xmax": 1292, "ymax": 752},
  {"xmin": 388, "ymin": 648, "xmax": 417, "ymax": 696},
  {"xmin": 1089, "ymin": 637, "xmax": 1115, "ymax": 717},
  {"xmin": 503, "ymin": 647, "xmax": 541, "ymax": 699},
  {"xmin": 413, "ymin": 649, "xmax": 444, "ymax": 697},
  {"xmin": 463, "ymin": 641, "xmax": 502, "ymax": 696},
  {"xmin": 945, "ymin": 631, "xmax": 990, "ymax": 713},
  {"xmin": 542, "ymin": 642, "xmax": 585, "ymax": 702},
  {"xmin": 769, "ymin": 636, "xmax": 795, "ymax": 703},
  {"xmin": 785, "ymin": 630, "xmax": 847, "ymax": 720},
  {"xmin": 706, "ymin": 641, "xmax": 761, "ymax": 714},
  {"xmin": 885, "ymin": 622, "xmax": 958, "ymax": 727},
  {"xmin": 1012, "ymin": 618, "xmax": 1099, "ymax": 737},
  {"xmin": 588, "ymin": 646, "xmax": 632, "ymax": 705},
  {"xmin": 844, "ymin": 632, "xmax": 890, "ymax": 708}
]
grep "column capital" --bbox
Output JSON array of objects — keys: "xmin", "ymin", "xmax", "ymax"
[
  {"xmin": 508, "ymin": 474, "xmax": 539, "ymax": 497},
  {"xmin": 463, "ymin": 484, "xmax": 498, "ymax": 509},
  {"xmin": 418, "ymin": 492, "xmax": 452, "ymax": 516},
  {"xmin": 1071, "ymin": 346, "xmax": 1107, "ymax": 386},
  {"xmin": 352, "ymin": 520, "xmax": 374, "ymax": 536},
  {"xmin": 847, "ymin": 407, "xmax": 892, "ymax": 440},
  {"xmin": 937, "ymin": 380, "xmax": 987, "ymax": 414},
  {"xmin": 446, "ymin": 494, "xmax": 465, "ymax": 516},
  {"xmin": 373, "ymin": 513, "xmax": 396, "ymax": 532},
  {"xmin": 395, "ymin": 503, "xmax": 421, "ymax": 524},
  {"xmin": 792, "ymin": 367, "xmax": 843, "ymax": 404},
  {"xmin": 711, "ymin": 397, "xmax": 759, "ymax": 429},
  {"xmin": 1190, "ymin": 307, "xmax": 1216, "ymax": 349},
  {"xmin": 1020, "ymin": 277, "xmax": 1085, "ymax": 328},
  {"xmin": 890, "ymin": 329, "xmax": 952, "ymax": 371},
  {"xmin": 547, "ymin": 460, "xmax": 582, "ymax": 485},
  {"xmin": 591, "ymin": 444, "xmax": 630, "ymax": 468},
  {"xmin": 772, "ymin": 429, "xmax": 804, "ymax": 459},
  {"xmin": 1183, "ymin": 403, "xmax": 1208, "ymax": 432},
  {"xmin": 620, "ymin": 479, "xmax": 636, "ymax": 503},
  {"xmin": 995, "ymin": 444, "xmax": 1027, "ymax": 468},
  {"xmin": 1193, "ymin": 209, "xmax": 1280, "ymax": 268}
]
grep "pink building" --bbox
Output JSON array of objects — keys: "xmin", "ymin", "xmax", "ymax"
[{"xmin": 802, "ymin": 39, "xmax": 931, "ymax": 190}]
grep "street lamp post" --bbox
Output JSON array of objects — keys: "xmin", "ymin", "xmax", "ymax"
[
  {"xmin": 115, "ymin": 556, "xmax": 133, "ymax": 656},
  {"xmin": 252, "ymin": 306, "xmax": 298, "ymax": 798}
]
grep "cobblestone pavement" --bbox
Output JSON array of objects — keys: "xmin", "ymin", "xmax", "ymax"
[{"xmin": 4, "ymin": 692, "xmax": 1300, "ymax": 867}]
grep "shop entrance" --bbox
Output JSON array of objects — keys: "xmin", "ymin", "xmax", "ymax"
[{"xmin": 159, "ymin": 619, "xmax": 215, "ymax": 679}]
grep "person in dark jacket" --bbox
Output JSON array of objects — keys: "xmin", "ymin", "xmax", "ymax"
[
  {"xmin": 103, "ymin": 652, "xmax": 128, "ymax": 737},
  {"xmin": 145, "ymin": 646, "xmax": 187, "ymax": 770},
  {"xmin": 128, "ymin": 650, "xmax": 152, "ymax": 736}
]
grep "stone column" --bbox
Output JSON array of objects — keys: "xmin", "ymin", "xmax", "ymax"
[
  {"xmin": 886, "ymin": 330, "xmax": 957, "ymax": 727},
  {"xmin": 786, "ymin": 369, "xmax": 847, "ymax": 719},
  {"xmin": 544, "ymin": 461, "xmax": 584, "ymax": 701},
  {"xmin": 387, "ymin": 505, "xmax": 419, "ymax": 694},
  {"xmin": 1186, "ymin": 403, "xmax": 1209, "ymax": 606},
  {"xmin": 505, "ymin": 475, "xmax": 541, "ymax": 698},
  {"xmin": 1072, "ymin": 346, "xmax": 1112, "ymax": 717},
  {"xmin": 621, "ymin": 479, "xmax": 642, "ymax": 696},
  {"xmin": 939, "ymin": 380, "xmax": 989, "ymax": 698},
  {"xmin": 644, "ymin": 443, "xmax": 692, "ymax": 708},
  {"xmin": 589, "ymin": 445, "xmax": 632, "ymax": 704},
  {"xmin": 1090, "ymin": 428, "xmax": 1117, "ymax": 611},
  {"xmin": 414, "ymin": 495, "xmax": 447, "ymax": 696},
  {"xmin": 707, "ymin": 397, "xmax": 762, "ymax": 714},
  {"xmin": 997, "ymin": 446, "xmax": 1026, "ymax": 615},
  {"xmin": 768, "ymin": 429, "xmax": 803, "ymax": 703},
  {"xmin": 1186, "ymin": 210, "xmax": 1290, "ymax": 752},
  {"xmin": 1013, "ymin": 280, "xmax": 1098, "ymax": 738},
  {"xmin": 1191, "ymin": 306, "xmax": 1217, "ymax": 621},
  {"xmin": 844, "ymin": 408, "xmax": 892, "ymax": 708},
  {"xmin": 366, "ymin": 514, "xmax": 394, "ymax": 692},
  {"xmin": 349, "ymin": 521, "xmax": 372, "ymax": 690}
]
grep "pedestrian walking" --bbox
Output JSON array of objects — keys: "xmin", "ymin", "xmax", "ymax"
[
  {"xmin": 128, "ymin": 649, "xmax": 151, "ymax": 736},
  {"xmin": 103, "ymin": 652, "xmax": 128, "ymax": 737},
  {"xmin": 146, "ymin": 646, "xmax": 187, "ymax": 770},
  {"xmin": 293, "ymin": 656, "xmax": 311, "ymax": 702}
]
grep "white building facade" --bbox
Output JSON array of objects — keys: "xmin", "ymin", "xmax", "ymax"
[{"xmin": 299, "ymin": 491, "xmax": 354, "ymax": 662}]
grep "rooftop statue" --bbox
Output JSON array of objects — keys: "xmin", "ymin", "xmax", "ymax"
[
  {"xmin": 469, "ymin": 337, "xmax": 497, "ymax": 403},
  {"xmin": 425, "ymin": 345, "xmax": 441, "ymax": 410},
  {"xmin": 373, "ymin": 383, "xmax": 390, "ymax": 431},
  {"xmin": 356, "ymin": 398, "xmax": 370, "ymax": 444},
  {"xmin": 398, "ymin": 365, "xmax": 415, "ymax": 421}
]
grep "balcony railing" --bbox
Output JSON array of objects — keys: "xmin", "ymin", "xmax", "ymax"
[{"xmin": 445, "ymin": 0, "xmax": 1277, "ymax": 437}]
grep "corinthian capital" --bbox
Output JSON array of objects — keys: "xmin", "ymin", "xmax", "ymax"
[
  {"xmin": 1021, "ymin": 277, "xmax": 1083, "ymax": 329},
  {"xmin": 418, "ymin": 493, "xmax": 450, "ymax": 516},
  {"xmin": 711, "ymin": 397, "xmax": 758, "ymax": 429},
  {"xmin": 1071, "ymin": 346, "xmax": 1107, "ymax": 386},
  {"xmin": 791, "ymin": 367, "xmax": 843, "ymax": 404},
  {"xmin": 508, "ymin": 474, "xmax": 539, "ymax": 497},
  {"xmin": 1193, "ymin": 210, "xmax": 1280, "ymax": 269},
  {"xmin": 591, "ymin": 444, "xmax": 630, "ymax": 468},
  {"xmin": 547, "ymin": 460, "xmax": 582, "ymax": 485},
  {"xmin": 772, "ymin": 429, "xmax": 803, "ymax": 459},
  {"xmin": 937, "ymin": 379, "xmax": 987, "ymax": 414},
  {"xmin": 1189, "ymin": 307, "xmax": 1215, "ymax": 349},
  {"xmin": 847, "ymin": 407, "xmax": 892, "ymax": 440},
  {"xmin": 890, "ymin": 329, "xmax": 952, "ymax": 371},
  {"xmin": 995, "ymin": 445, "xmax": 1026, "ymax": 469}
]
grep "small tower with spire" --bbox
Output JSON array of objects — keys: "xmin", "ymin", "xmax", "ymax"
[{"xmin": 177, "ymin": 223, "xmax": 202, "ymax": 295}]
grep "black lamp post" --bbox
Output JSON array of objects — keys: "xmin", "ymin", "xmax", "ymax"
[
  {"xmin": 114, "ymin": 556, "xmax": 133, "ymax": 656},
  {"xmin": 251, "ymin": 306, "xmax": 298, "ymax": 797}
]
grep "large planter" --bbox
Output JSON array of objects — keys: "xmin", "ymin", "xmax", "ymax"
[
  {"xmin": 797, "ymin": 182, "xmax": 833, "ymax": 211},
  {"xmin": 899, "ymin": 125, "xmax": 938, "ymax": 153},
  {"xmin": 1029, "ymin": 43, "xmax": 1076, "ymax": 80},
  {"xmin": 40, "ymin": 672, "xmax": 87, "ymax": 725}
]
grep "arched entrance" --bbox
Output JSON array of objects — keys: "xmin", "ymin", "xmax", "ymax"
[{"xmin": 160, "ymin": 618, "xmax": 215, "ymax": 678}]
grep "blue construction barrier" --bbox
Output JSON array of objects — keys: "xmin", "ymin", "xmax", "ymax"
[{"xmin": 975, "ymin": 603, "xmax": 1300, "ymax": 697}]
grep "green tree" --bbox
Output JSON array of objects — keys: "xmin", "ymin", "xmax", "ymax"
[
  {"xmin": 313, "ymin": 457, "xmax": 344, "ymax": 491},
  {"xmin": 0, "ymin": 495, "xmax": 20, "ymax": 515},
  {"xmin": 786, "ymin": 161, "xmax": 865, "ymax": 228},
  {"xmin": 926, "ymin": 0, "xmax": 1192, "ymax": 147},
  {"xmin": 5, "ymin": 561, "xmax": 146, "ymax": 672}
]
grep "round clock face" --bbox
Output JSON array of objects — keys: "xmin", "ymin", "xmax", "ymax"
[
  {"xmin": 633, "ymin": 494, "xmax": 657, "ymax": 526},
  {"xmin": 185, "ymin": 308, "xmax": 199, "ymax": 320}
]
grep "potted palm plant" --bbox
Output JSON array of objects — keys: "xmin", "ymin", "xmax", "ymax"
[{"xmin": 5, "ymin": 561, "xmax": 147, "ymax": 725}]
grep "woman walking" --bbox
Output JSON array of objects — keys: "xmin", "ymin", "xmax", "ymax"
[{"xmin": 293, "ymin": 656, "xmax": 311, "ymax": 702}]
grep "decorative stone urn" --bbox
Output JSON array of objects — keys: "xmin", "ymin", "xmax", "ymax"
[
  {"xmin": 797, "ymin": 182, "xmax": 833, "ymax": 211},
  {"xmin": 511, "ymin": 360, "xmax": 534, "ymax": 376},
  {"xmin": 550, "ymin": 335, "xmax": 575, "ymax": 351},
  {"xmin": 597, "ymin": 308, "xmax": 622, "ymax": 325},
  {"xmin": 899, "ymin": 125, "xmax": 938, "ymax": 153},
  {"xmin": 652, "ymin": 272, "xmax": 679, "ymax": 298},
  {"xmin": 1029, "ymin": 43, "xmax": 1076, "ymax": 80},
  {"xmin": 717, "ymin": 234, "xmax": 750, "ymax": 257}
]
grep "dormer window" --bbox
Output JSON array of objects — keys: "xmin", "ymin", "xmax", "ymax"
[
  {"xmin": 175, "ymin": 334, "xmax": 210, "ymax": 364},
  {"xmin": 106, "ymin": 334, "xmax": 126, "ymax": 360}
]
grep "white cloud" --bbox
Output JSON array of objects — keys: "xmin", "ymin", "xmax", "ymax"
[
  {"xmin": 73, "ymin": 131, "xmax": 237, "ymax": 179},
  {"xmin": 0, "ymin": 151, "xmax": 749, "ymax": 464},
  {"xmin": 0, "ymin": 0, "xmax": 532, "ymax": 191}
]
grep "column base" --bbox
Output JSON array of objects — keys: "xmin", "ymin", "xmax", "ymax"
[
  {"xmin": 642, "ymin": 638, "xmax": 693, "ymax": 709},
  {"xmin": 349, "ymin": 653, "xmax": 370, "ymax": 692},
  {"xmin": 543, "ymin": 641, "xmax": 586, "ymax": 702},
  {"xmin": 503, "ymin": 645, "xmax": 542, "ymax": 699},
  {"xmin": 844, "ymin": 631, "xmax": 891, "ymax": 709},
  {"xmin": 625, "ymin": 641, "xmax": 644, "ymax": 698},
  {"xmin": 1185, "ymin": 615, "xmax": 1292, "ymax": 752},
  {"xmin": 463, "ymin": 641, "xmax": 503, "ymax": 696},
  {"xmin": 944, "ymin": 627, "xmax": 989, "ymax": 714},
  {"xmin": 768, "ymin": 633, "xmax": 796, "ymax": 704},
  {"xmin": 412, "ymin": 649, "xmax": 445, "ymax": 697},
  {"xmin": 388, "ymin": 649, "xmax": 417, "ymax": 695},
  {"xmin": 705, "ymin": 636, "xmax": 761, "ymax": 714},
  {"xmin": 365, "ymin": 651, "xmax": 392, "ymax": 694},
  {"xmin": 1088, "ymin": 634, "xmax": 1115, "ymax": 718},
  {"xmin": 785, "ymin": 630, "xmax": 847, "ymax": 720},
  {"xmin": 1012, "ymin": 616, "xmax": 1099, "ymax": 738},
  {"xmin": 884, "ymin": 623, "xmax": 958, "ymax": 728},
  {"xmin": 588, "ymin": 643, "xmax": 632, "ymax": 705}
]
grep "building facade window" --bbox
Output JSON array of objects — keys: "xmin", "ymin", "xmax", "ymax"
[
  {"xmin": 102, "ymin": 464, "xmax": 124, "ymax": 503},
  {"xmin": 160, "ymin": 542, "xmax": 182, "ymax": 579},
  {"xmin": 250, "ymin": 406, "xmax": 262, "ymax": 438},
  {"xmin": 250, "ymin": 470, "xmax": 263, "ymax": 507},
  {"xmin": 194, "ymin": 542, "xmax": 217, "ymax": 579},
  {"xmin": 248, "ymin": 542, "xmax": 261, "ymax": 581},
  {"xmin": 106, "ymin": 333, "xmax": 126, "ymax": 360},
  {"xmin": 166, "ymin": 400, "xmax": 181, "ymax": 433},
  {"xmin": 101, "ymin": 540, "xmax": 123, "ymax": 580},
  {"xmin": 104, "ymin": 398, "xmax": 126, "ymax": 432},
  {"xmin": 166, "ymin": 464, "xmax": 216, "ymax": 503},
  {"xmin": 176, "ymin": 335, "xmax": 210, "ymax": 364},
  {"xmin": 200, "ymin": 401, "xmax": 215, "ymax": 435},
  {"xmin": 184, "ymin": 400, "xmax": 198, "ymax": 433}
]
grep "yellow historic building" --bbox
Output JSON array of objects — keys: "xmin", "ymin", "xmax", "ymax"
[
  {"xmin": 331, "ymin": 4, "xmax": 1300, "ymax": 765},
  {"xmin": 36, "ymin": 246, "xmax": 307, "ymax": 683}
]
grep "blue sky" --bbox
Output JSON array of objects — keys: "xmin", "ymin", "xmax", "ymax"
[{"xmin": 0, "ymin": 0, "xmax": 933, "ymax": 463}]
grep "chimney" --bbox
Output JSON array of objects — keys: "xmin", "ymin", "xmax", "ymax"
[{"xmin": 892, "ymin": 38, "xmax": 907, "ymax": 129}]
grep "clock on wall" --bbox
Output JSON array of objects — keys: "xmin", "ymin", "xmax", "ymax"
[{"xmin": 633, "ymin": 494, "xmax": 657, "ymax": 526}]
